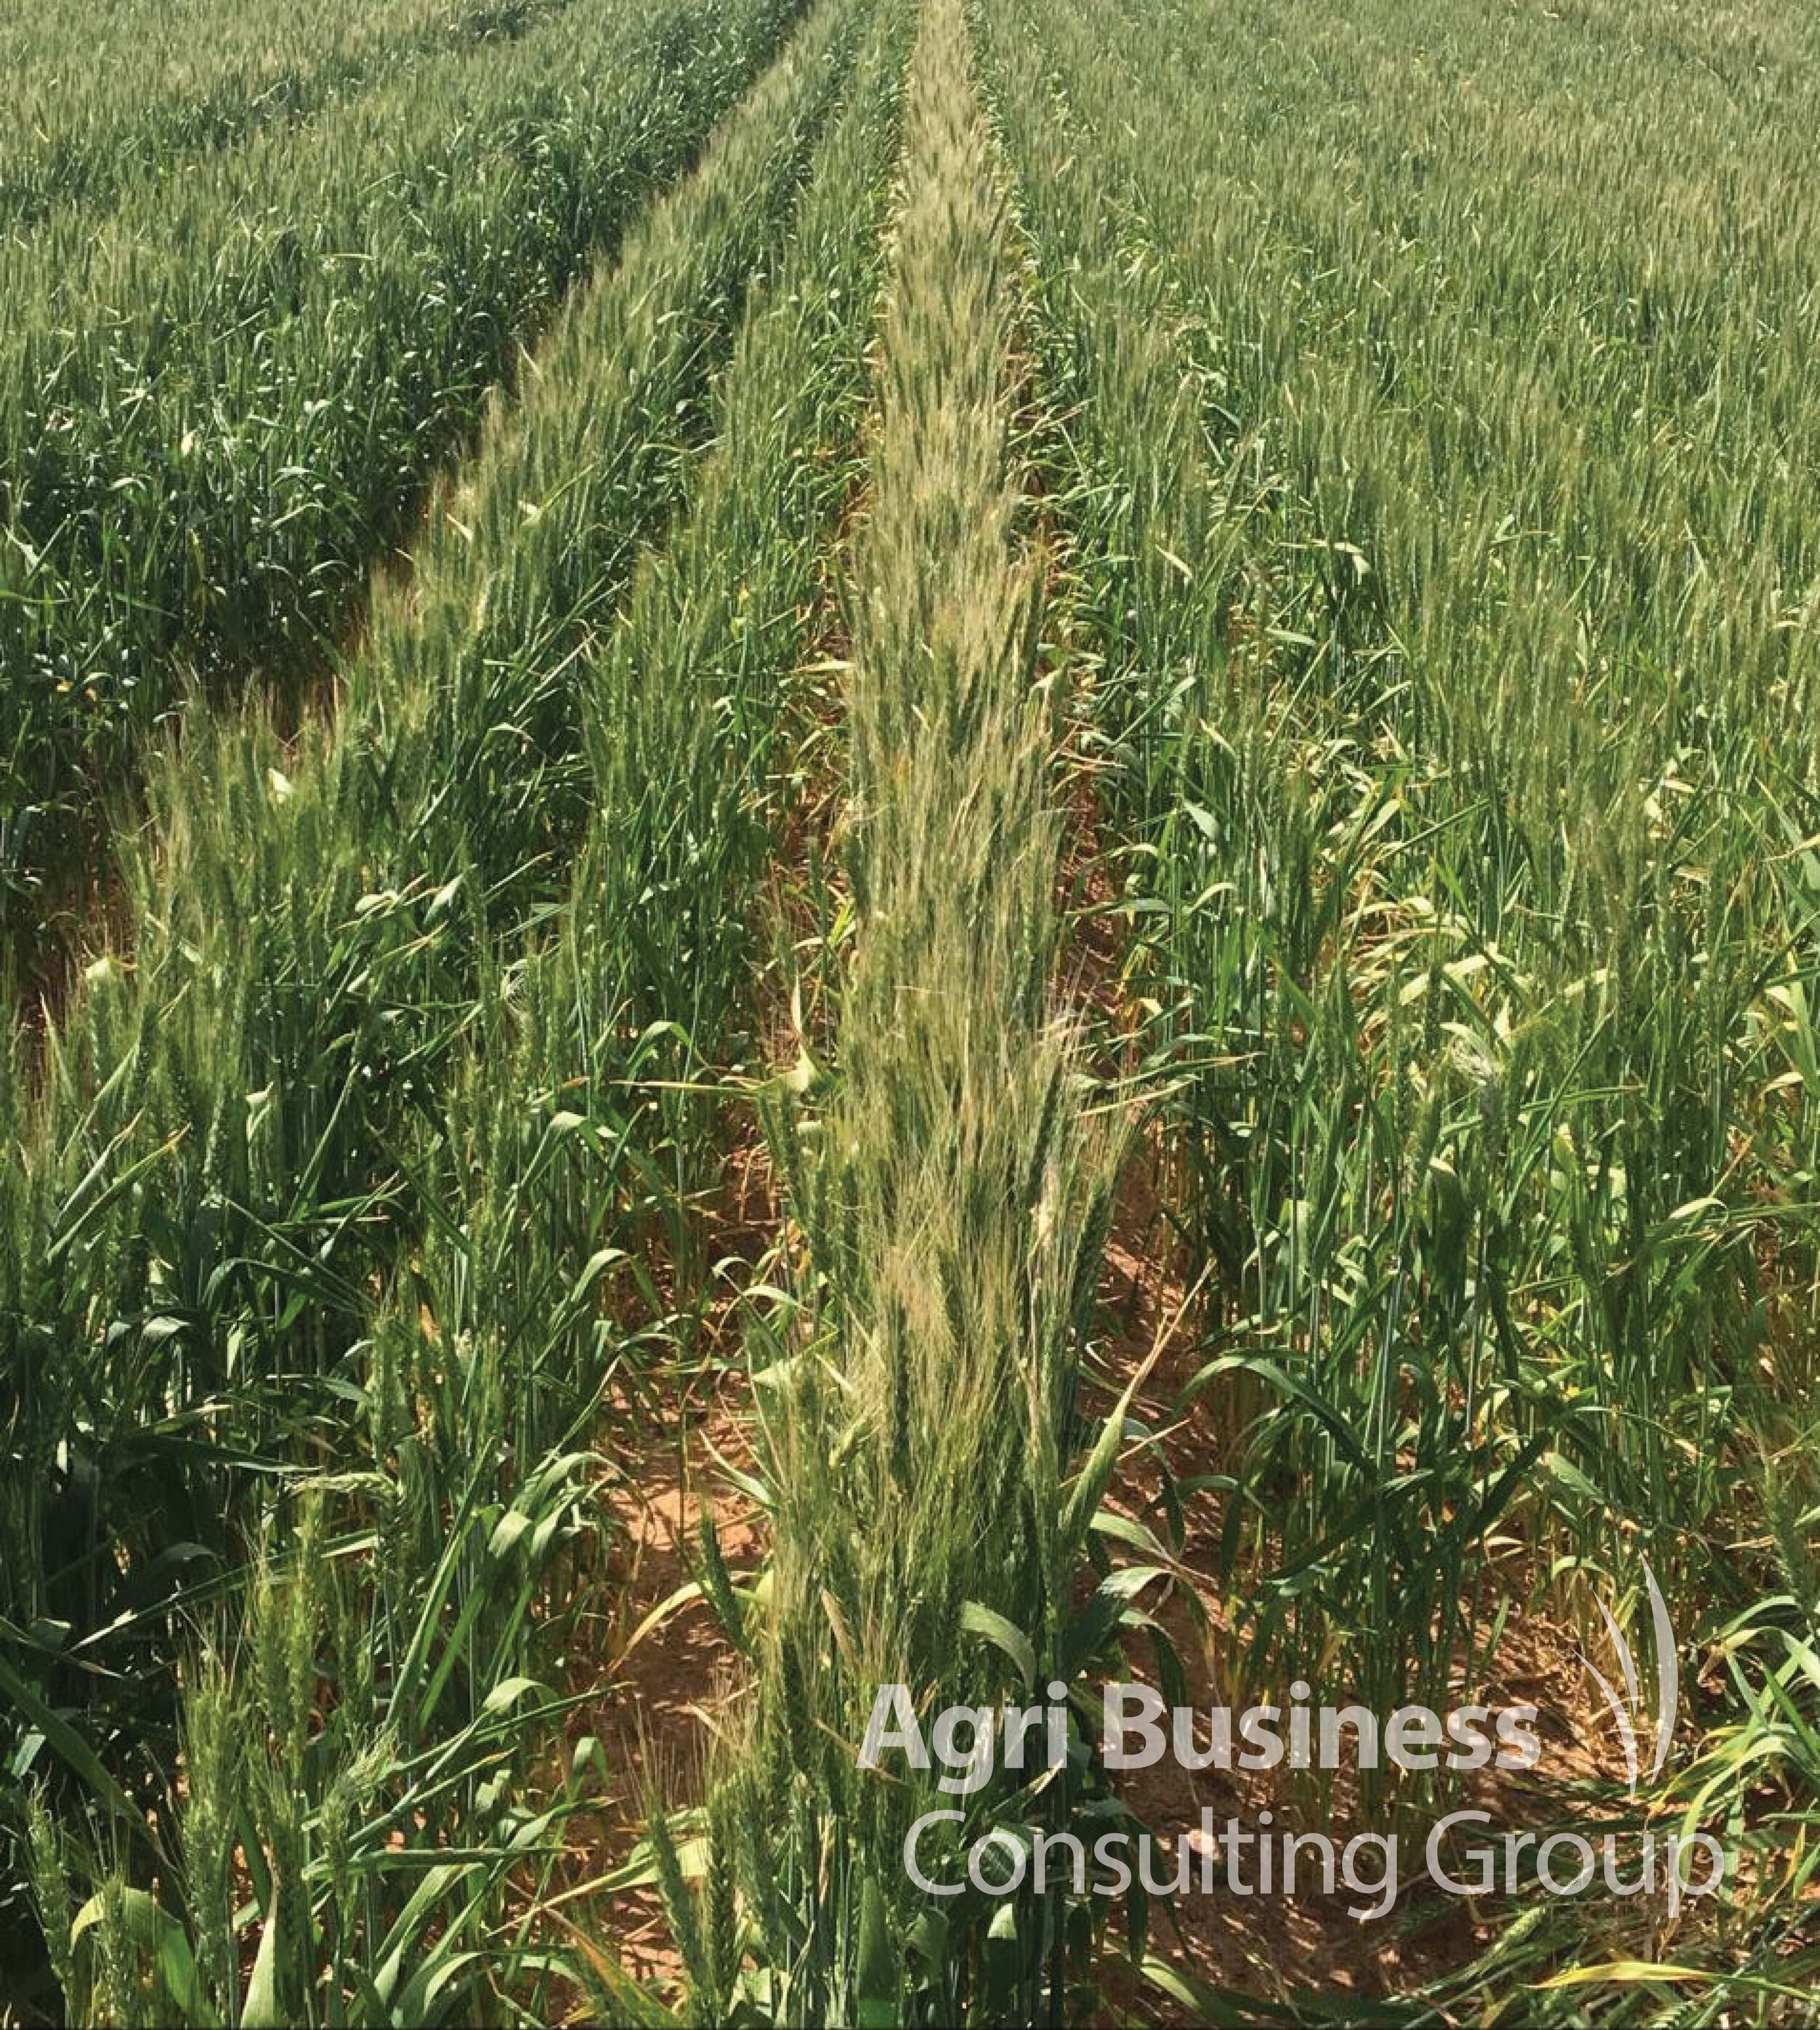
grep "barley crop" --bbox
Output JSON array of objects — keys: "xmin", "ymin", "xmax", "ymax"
[{"xmin": 6, "ymin": 0, "xmax": 1819, "ymax": 2018}]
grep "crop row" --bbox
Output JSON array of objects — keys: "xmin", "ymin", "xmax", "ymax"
[
  {"xmin": 651, "ymin": 1, "xmax": 1150, "ymax": 2018},
  {"xmin": 0, "ymin": 0, "xmax": 579, "ymax": 229},
  {"xmin": 978, "ymin": 0, "xmax": 1820, "ymax": 2010},
  {"xmin": 0, "ymin": 0, "xmax": 799, "ymax": 928},
  {"xmin": 2, "ymin": 0, "xmax": 911, "ymax": 2010}
]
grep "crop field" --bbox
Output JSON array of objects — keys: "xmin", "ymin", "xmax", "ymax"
[{"xmin": 3, "ymin": 0, "xmax": 1819, "ymax": 2022}]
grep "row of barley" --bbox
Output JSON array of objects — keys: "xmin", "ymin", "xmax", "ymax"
[
  {"xmin": 976, "ymin": 0, "xmax": 1820, "ymax": 2010},
  {"xmin": 7, "ymin": 0, "xmax": 1819, "ymax": 2015},
  {"xmin": 0, "ymin": 0, "xmax": 794, "ymax": 928},
  {"xmin": 0, "ymin": 0, "xmax": 574, "ymax": 229},
  {"xmin": 4, "ymin": 4, "xmax": 917, "ymax": 2014}
]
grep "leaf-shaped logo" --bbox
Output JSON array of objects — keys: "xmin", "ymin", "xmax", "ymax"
[{"xmin": 1578, "ymin": 1557, "xmax": 1678, "ymax": 1796}]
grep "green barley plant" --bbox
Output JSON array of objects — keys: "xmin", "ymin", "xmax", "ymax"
[
  {"xmin": 7, "ymin": 0, "xmax": 1820, "ymax": 2015},
  {"xmin": 1, "ymin": 0, "xmax": 879, "ymax": 2007},
  {"xmin": 668, "ymin": 7, "xmax": 1148, "ymax": 2020},
  {"xmin": 0, "ymin": 0, "xmax": 801, "ymax": 931},
  {"xmin": 978, "ymin": 0, "xmax": 1820, "ymax": 2005},
  {"xmin": 0, "ymin": 0, "xmax": 577, "ymax": 232}
]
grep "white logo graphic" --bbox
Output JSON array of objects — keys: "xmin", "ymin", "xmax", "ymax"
[
  {"xmin": 869, "ymin": 1560, "xmax": 1728, "ymax": 1917},
  {"xmin": 1579, "ymin": 1557, "xmax": 1678, "ymax": 1796}
]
